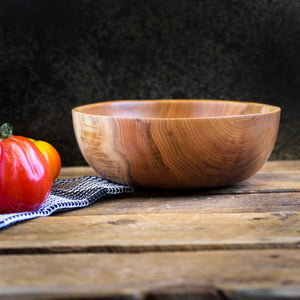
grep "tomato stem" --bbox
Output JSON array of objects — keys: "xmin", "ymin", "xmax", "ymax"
[{"xmin": 0, "ymin": 123, "xmax": 13, "ymax": 140}]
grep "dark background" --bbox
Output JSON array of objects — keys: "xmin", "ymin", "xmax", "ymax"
[{"xmin": 0, "ymin": 0, "xmax": 299, "ymax": 166}]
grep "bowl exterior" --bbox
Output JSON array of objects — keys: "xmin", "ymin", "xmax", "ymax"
[{"xmin": 72, "ymin": 109, "xmax": 280, "ymax": 189}]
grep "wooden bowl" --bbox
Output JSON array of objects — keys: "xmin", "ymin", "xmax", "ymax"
[{"xmin": 72, "ymin": 100, "xmax": 280, "ymax": 189}]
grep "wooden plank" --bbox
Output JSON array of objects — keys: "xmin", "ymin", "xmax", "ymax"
[
  {"xmin": 61, "ymin": 192, "xmax": 300, "ymax": 216},
  {"xmin": 58, "ymin": 166, "xmax": 98, "ymax": 178},
  {"xmin": 58, "ymin": 167, "xmax": 300, "ymax": 194},
  {"xmin": 0, "ymin": 250, "xmax": 299, "ymax": 299},
  {"xmin": 1, "ymin": 212, "xmax": 299, "ymax": 253},
  {"xmin": 58, "ymin": 160, "xmax": 300, "ymax": 179},
  {"xmin": 260, "ymin": 160, "xmax": 300, "ymax": 172},
  {"xmin": 219, "ymin": 171, "xmax": 300, "ymax": 194}
]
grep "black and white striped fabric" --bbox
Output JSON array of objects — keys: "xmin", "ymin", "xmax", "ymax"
[{"xmin": 0, "ymin": 176, "xmax": 134, "ymax": 229}]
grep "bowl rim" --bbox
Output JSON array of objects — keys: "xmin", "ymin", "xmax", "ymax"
[{"xmin": 72, "ymin": 99, "xmax": 281, "ymax": 120}]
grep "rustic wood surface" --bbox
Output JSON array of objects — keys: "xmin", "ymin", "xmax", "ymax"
[
  {"xmin": 0, "ymin": 160, "xmax": 299, "ymax": 300},
  {"xmin": 72, "ymin": 100, "xmax": 281, "ymax": 188}
]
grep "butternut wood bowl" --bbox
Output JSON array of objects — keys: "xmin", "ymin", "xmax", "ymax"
[{"xmin": 72, "ymin": 100, "xmax": 280, "ymax": 189}]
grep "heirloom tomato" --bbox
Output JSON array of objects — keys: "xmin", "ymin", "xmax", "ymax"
[
  {"xmin": 0, "ymin": 123, "xmax": 53, "ymax": 214},
  {"xmin": 29, "ymin": 139, "xmax": 61, "ymax": 180}
]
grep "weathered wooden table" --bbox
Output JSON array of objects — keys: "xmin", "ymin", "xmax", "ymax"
[{"xmin": 1, "ymin": 160, "xmax": 299, "ymax": 300}]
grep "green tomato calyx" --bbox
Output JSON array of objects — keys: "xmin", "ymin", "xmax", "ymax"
[{"xmin": 0, "ymin": 123, "xmax": 13, "ymax": 140}]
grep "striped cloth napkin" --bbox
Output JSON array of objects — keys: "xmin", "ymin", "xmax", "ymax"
[{"xmin": 0, "ymin": 176, "xmax": 134, "ymax": 229}]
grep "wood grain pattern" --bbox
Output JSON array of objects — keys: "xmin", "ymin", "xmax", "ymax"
[
  {"xmin": 0, "ymin": 160, "xmax": 299, "ymax": 299},
  {"xmin": 1, "ymin": 250, "xmax": 299, "ymax": 299},
  {"xmin": 1, "ymin": 212, "xmax": 299, "ymax": 253},
  {"xmin": 72, "ymin": 100, "xmax": 281, "ymax": 189},
  {"xmin": 58, "ymin": 160, "xmax": 300, "ymax": 178},
  {"xmin": 59, "ymin": 166, "xmax": 300, "ymax": 193},
  {"xmin": 260, "ymin": 160, "xmax": 300, "ymax": 172},
  {"xmin": 58, "ymin": 192, "xmax": 300, "ymax": 216}
]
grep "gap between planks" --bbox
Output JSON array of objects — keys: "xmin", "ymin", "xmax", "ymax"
[{"xmin": 1, "ymin": 242, "xmax": 300, "ymax": 255}]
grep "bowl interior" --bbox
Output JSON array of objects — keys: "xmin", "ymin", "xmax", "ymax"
[{"xmin": 74, "ymin": 100, "xmax": 279, "ymax": 119}]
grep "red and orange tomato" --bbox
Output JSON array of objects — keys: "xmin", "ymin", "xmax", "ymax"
[
  {"xmin": 0, "ymin": 123, "xmax": 61, "ymax": 214},
  {"xmin": 28, "ymin": 138, "xmax": 61, "ymax": 181}
]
